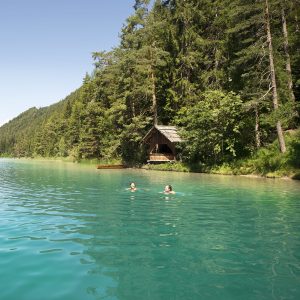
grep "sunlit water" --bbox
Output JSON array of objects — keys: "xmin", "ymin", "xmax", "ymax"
[{"xmin": 0, "ymin": 159, "xmax": 299, "ymax": 300}]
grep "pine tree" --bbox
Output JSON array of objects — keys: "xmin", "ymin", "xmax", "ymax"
[{"xmin": 264, "ymin": 0, "xmax": 286, "ymax": 152}]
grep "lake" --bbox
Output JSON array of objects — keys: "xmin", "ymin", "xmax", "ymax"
[{"xmin": 0, "ymin": 159, "xmax": 299, "ymax": 300}]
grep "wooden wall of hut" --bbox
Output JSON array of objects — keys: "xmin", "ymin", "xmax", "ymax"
[{"xmin": 148, "ymin": 129, "xmax": 176, "ymax": 156}]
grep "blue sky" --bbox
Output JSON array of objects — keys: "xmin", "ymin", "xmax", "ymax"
[{"xmin": 0, "ymin": 0, "xmax": 135, "ymax": 126}]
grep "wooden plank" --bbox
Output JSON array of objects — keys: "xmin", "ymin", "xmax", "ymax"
[
  {"xmin": 96, "ymin": 164, "xmax": 126, "ymax": 169},
  {"xmin": 149, "ymin": 153, "xmax": 175, "ymax": 161}
]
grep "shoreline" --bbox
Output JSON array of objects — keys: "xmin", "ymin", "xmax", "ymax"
[
  {"xmin": 141, "ymin": 166, "xmax": 299, "ymax": 181},
  {"xmin": 1, "ymin": 156, "xmax": 299, "ymax": 181}
]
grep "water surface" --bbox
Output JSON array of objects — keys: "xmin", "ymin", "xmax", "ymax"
[{"xmin": 0, "ymin": 159, "xmax": 300, "ymax": 299}]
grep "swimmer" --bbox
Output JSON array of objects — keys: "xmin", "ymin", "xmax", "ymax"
[
  {"xmin": 163, "ymin": 185, "xmax": 175, "ymax": 194},
  {"xmin": 127, "ymin": 182, "xmax": 137, "ymax": 192}
]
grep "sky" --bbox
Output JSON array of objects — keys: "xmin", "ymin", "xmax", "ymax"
[{"xmin": 0, "ymin": 0, "xmax": 135, "ymax": 126}]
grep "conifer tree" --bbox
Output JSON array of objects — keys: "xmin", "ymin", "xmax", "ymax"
[
  {"xmin": 281, "ymin": 1, "xmax": 296, "ymax": 104},
  {"xmin": 264, "ymin": 0, "xmax": 286, "ymax": 152}
]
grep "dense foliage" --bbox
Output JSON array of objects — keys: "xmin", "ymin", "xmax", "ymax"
[{"xmin": 0, "ymin": 0, "xmax": 299, "ymax": 168}]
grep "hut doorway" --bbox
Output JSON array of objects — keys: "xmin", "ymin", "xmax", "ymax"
[{"xmin": 156, "ymin": 144, "xmax": 173, "ymax": 154}]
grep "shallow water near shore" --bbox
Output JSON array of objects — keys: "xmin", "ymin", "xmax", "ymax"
[{"xmin": 0, "ymin": 158, "xmax": 300, "ymax": 300}]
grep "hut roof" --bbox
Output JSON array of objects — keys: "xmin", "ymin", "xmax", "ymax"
[{"xmin": 143, "ymin": 125, "xmax": 182, "ymax": 143}]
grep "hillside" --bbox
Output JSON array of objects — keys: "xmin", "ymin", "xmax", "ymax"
[{"xmin": 0, "ymin": 89, "xmax": 80, "ymax": 157}]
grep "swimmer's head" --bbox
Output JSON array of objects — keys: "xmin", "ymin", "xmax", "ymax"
[
  {"xmin": 164, "ymin": 185, "xmax": 172, "ymax": 192},
  {"xmin": 130, "ymin": 182, "xmax": 136, "ymax": 189}
]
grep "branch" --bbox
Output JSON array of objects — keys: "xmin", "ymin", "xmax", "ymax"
[{"xmin": 258, "ymin": 84, "xmax": 273, "ymax": 102}]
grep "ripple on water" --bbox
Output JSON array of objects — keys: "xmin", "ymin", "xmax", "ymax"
[{"xmin": 0, "ymin": 159, "xmax": 300, "ymax": 300}]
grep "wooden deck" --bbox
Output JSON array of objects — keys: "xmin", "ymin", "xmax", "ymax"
[{"xmin": 147, "ymin": 153, "xmax": 175, "ymax": 162}]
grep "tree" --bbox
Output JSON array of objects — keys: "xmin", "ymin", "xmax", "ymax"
[
  {"xmin": 177, "ymin": 90, "xmax": 243, "ymax": 164},
  {"xmin": 264, "ymin": 0, "xmax": 286, "ymax": 153},
  {"xmin": 281, "ymin": 1, "xmax": 296, "ymax": 104},
  {"xmin": 1, "ymin": 0, "xmax": 299, "ymax": 166}
]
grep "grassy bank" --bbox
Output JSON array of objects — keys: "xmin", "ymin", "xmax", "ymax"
[
  {"xmin": 142, "ymin": 160, "xmax": 300, "ymax": 180},
  {"xmin": 0, "ymin": 156, "xmax": 123, "ymax": 167}
]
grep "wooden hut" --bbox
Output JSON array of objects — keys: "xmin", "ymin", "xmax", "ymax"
[{"xmin": 142, "ymin": 125, "xmax": 182, "ymax": 162}]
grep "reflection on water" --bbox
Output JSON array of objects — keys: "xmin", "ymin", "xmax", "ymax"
[{"xmin": 0, "ymin": 159, "xmax": 300, "ymax": 300}]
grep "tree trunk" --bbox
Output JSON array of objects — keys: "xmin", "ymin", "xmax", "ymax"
[
  {"xmin": 296, "ymin": 16, "xmax": 299, "ymax": 32},
  {"xmin": 281, "ymin": 5, "xmax": 296, "ymax": 103},
  {"xmin": 150, "ymin": 45, "xmax": 158, "ymax": 125},
  {"xmin": 264, "ymin": 0, "xmax": 286, "ymax": 153},
  {"xmin": 255, "ymin": 106, "xmax": 261, "ymax": 149},
  {"xmin": 131, "ymin": 99, "xmax": 136, "ymax": 118},
  {"xmin": 151, "ymin": 69, "xmax": 158, "ymax": 125}
]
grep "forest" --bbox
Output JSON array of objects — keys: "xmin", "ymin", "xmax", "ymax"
[{"xmin": 0, "ymin": 0, "xmax": 299, "ymax": 176}]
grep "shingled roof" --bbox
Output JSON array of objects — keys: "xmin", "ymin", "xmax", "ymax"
[{"xmin": 143, "ymin": 125, "xmax": 182, "ymax": 143}]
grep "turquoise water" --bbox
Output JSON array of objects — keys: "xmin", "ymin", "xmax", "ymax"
[{"xmin": 0, "ymin": 159, "xmax": 300, "ymax": 300}]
